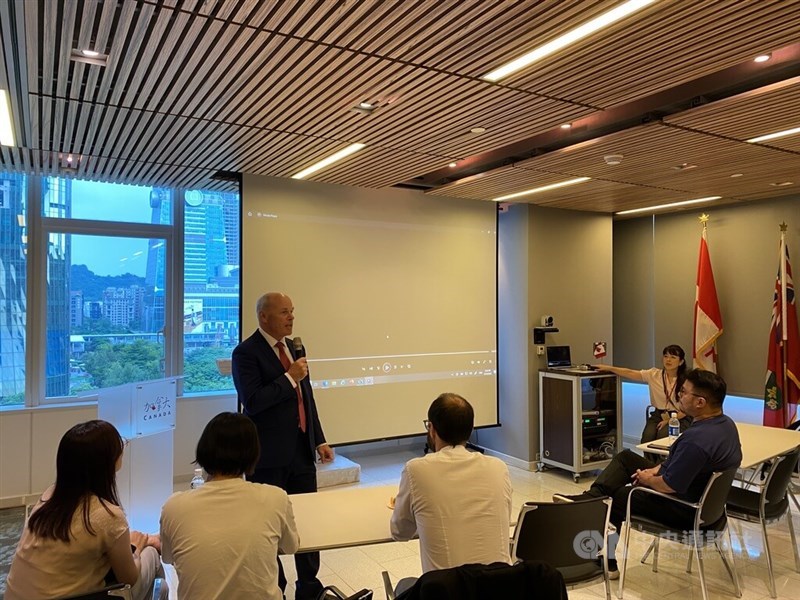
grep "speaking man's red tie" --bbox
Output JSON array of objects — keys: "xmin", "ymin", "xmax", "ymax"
[{"xmin": 276, "ymin": 341, "xmax": 307, "ymax": 432}]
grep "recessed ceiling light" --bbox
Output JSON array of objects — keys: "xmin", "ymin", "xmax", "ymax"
[
  {"xmin": 615, "ymin": 196, "xmax": 722, "ymax": 215},
  {"xmin": 604, "ymin": 154, "xmax": 624, "ymax": 165},
  {"xmin": 754, "ymin": 54, "xmax": 771, "ymax": 63},
  {"xmin": 291, "ymin": 143, "xmax": 366, "ymax": 179},
  {"xmin": 70, "ymin": 49, "xmax": 108, "ymax": 67},
  {"xmin": 482, "ymin": 0, "xmax": 657, "ymax": 81},
  {"xmin": 470, "ymin": 127, "xmax": 487, "ymax": 134},
  {"xmin": 492, "ymin": 177, "xmax": 590, "ymax": 202},
  {"xmin": 560, "ymin": 123, "xmax": 572, "ymax": 129},
  {"xmin": 746, "ymin": 126, "xmax": 800, "ymax": 144},
  {"xmin": 730, "ymin": 173, "xmax": 743, "ymax": 178},
  {"xmin": 358, "ymin": 101, "xmax": 374, "ymax": 110},
  {"xmin": 671, "ymin": 163, "xmax": 697, "ymax": 171},
  {"xmin": 769, "ymin": 181, "xmax": 794, "ymax": 187},
  {"xmin": 0, "ymin": 90, "xmax": 15, "ymax": 146},
  {"xmin": 448, "ymin": 162, "xmax": 458, "ymax": 168}
]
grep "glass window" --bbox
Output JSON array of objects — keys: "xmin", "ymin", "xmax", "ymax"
[
  {"xmin": 182, "ymin": 189, "xmax": 240, "ymax": 393},
  {"xmin": 43, "ymin": 177, "xmax": 172, "ymax": 225},
  {"xmin": 0, "ymin": 172, "xmax": 27, "ymax": 406},
  {"xmin": 46, "ymin": 232, "xmax": 167, "ymax": 397}
]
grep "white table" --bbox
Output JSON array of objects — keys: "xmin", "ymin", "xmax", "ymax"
[
  {"xmin": 636, "ymin": 421, "xmax": 800, "ymax": 469},
  {"xmin": 291, "ymin": 484, "xmax": 397, "ymax": 552}
]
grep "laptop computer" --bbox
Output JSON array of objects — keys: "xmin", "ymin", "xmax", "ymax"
[{"xmin": 546, "ymin": 345, "xmax": 572, "ymax": 369}]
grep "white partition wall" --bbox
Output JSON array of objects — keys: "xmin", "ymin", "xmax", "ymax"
[{"xmin": 99, "ymin": 379, "xmax": 176, "ymax": 532}]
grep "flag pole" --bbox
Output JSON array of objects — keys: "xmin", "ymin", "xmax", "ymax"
[{"xmin": 780, "ymin": 222, "xmax": 788, "ymax": 424}]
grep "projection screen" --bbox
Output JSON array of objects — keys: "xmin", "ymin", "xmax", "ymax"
[{"xmin": 241, "ymin": 174, "xmax": 498, "ymax": 445}]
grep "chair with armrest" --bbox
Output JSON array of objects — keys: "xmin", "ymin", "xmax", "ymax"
[
  {"xmin": 56, "ymin": 583, "xmax": 133, "ymax": 600},
  {"xmin": 317, "ymin": 585, "xmax": 373, "ymax": 599},
  {"xmin": 619, "ymin": 468, "xmax": 741, "ymax": 600},
  {"xmin": 381, "ymin": 560, "xmax": 567, "ymax": 600},
  {"xmin": 510, "ymin": 496, "xmax": 613, "ymax": 600},
  {"xmin": 726, "ymin": 446, "xmax": 800, "ymax": 598}
]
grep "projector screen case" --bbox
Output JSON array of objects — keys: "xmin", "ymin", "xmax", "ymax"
[{"xmin": 241, "ymin": 175, "xmax": 498, "ymax": 445}]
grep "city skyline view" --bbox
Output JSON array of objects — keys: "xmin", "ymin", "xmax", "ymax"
[{"xmin": 0, "ymin": 172, "xmax": 240, "ymax": 405}]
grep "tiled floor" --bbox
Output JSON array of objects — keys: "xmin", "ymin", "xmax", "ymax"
[{"xmin": 280, "ymin": 447, "xmax": 800, "ymax": 600}]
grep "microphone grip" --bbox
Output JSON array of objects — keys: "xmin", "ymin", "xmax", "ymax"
[{"xmin": 293, "ymin": 337, "xmax": 306, "ymax": 359}]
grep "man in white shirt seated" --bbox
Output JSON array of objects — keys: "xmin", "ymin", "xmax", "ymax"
[
  {"xmin": 390, "ymin": 393, "xmax": 513, "ymax": 587},
  {"xmin": 160, "ymin": 412, "xmax": 300, "ymax": 600}
]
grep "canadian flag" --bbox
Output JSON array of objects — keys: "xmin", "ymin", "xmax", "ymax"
[{"xmin": 693, "ymin": 227, "xmax": 723, "ymax": 372}]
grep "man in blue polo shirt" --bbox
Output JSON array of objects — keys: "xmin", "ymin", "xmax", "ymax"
[{"xmin": 555, "ymin": 368, "xmax": 742, "ymax": 574}]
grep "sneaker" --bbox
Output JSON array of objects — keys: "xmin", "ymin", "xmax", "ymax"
[{"xmin": 552, "ymin": 492, "xmax": 595, "ymax": 503}]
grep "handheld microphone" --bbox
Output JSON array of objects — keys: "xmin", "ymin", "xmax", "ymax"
[{"xmin": 293, "ymin": 336, "xmax": 305, "ymax": 359}]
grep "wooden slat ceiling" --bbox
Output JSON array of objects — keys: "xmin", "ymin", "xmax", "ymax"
[{"xmin": 0, "ymin": 0, "xmax": 799, "ymax": 214}]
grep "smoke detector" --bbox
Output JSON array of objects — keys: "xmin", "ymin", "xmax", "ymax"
[{"xmin": 604, "ymin": 154, "xmax": 624, "ymax": 165}]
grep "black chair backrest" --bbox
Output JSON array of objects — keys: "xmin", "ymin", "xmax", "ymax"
[
  {"xmin": 764, "ymin": 447, "xmax": 800, "ymax": 505},
  {"xmin": 513, "ymin": 497, "xmax": 610, "ymax": 568},
  {"xmin": 408, "ymin": 561, "xmax": 567, "ymax": 600},
  {"xmin": 698, "ymin": 467, "xmax": 737, "ymax": 528}
]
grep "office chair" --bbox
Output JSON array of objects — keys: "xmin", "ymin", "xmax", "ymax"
[
  {"xmin": 510, "ymin": 496, "xmax": 613, "ymax": 600},
  {"xmin": 382, "ymin": 560, "xmax": 567, "ymax": 600},
  {"xmin": 726, "ymin": 447, "xmax": 800, "ymax": 598},
  {"xmin": 318, "ymin": 586, "xmax": 373, "ymax": 599},
  {"xmin": 619, "ymin": 468, "xmax": 741, "ymax": 600},
  {"xmin": 56, "ymin": 583, "xmax": 133, "ymax": 600}
]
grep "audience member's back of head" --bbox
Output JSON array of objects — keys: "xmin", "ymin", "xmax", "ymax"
[
  {"xmin": 28, "ymin": 419, "xmax": 123, "ymax": 542},
  {"xmin": 195, "ymin": 412, "xmax": 260, "ymax": 477},
  {"xmin": 428, "ymin": 393, "xmax": 474, "ymax": 446},
  {"xmin": 685, "ymin": 368, "xmax": 727, "ymax": 407}
]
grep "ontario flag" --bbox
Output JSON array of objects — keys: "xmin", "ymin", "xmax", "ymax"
[
  {"xmin": 693, "ymin": 227, "xmax": 723, "ymax": 372},
  {"xmin": 763, "ymin": 235, "xmax": 800, "ymax": 428}
]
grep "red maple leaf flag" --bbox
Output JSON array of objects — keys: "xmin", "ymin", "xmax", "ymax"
[
  {"xmin": 693, "ymin": 227, "xmax": 723, "ymax": 372},
  {"xmin": 763, "ymin": 234, "xmax": 800, "ymax": 427}
]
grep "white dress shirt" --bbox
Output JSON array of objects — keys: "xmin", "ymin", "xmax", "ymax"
[{"xmin": 390, "ymin": 444, "xmax": 512, "ymax": 573}]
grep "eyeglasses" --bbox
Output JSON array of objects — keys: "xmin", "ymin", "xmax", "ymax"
[
  {"xmin": 678, "ymin": 387, "xmax": 706, "ymax": 402},
  {"xmin": 122, "ymin": 437, "xmax": 130, "ymax": 449},
  {"xmin": 422, "ymin": 419, "xmax": 431, "ymax": 430}
]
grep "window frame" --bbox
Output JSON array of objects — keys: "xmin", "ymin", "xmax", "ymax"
[{"xmin": 25, "ymin": 179, "xmax": 186, "ymax": 406}]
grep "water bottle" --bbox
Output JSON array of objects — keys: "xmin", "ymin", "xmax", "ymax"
[
  {"xmin": 190, "ymin": 468, "xmax": 205, "ymax": 489},
  {"xmin": 668, "ymin": 412, "xmax": 680, "ymax": 439}
]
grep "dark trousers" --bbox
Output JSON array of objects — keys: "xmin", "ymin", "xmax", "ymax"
[
  {"xmin": 589, "ymin": 450, "xmax": 694, "ymax": 570},
  {"xmin": 249, "ymin": 430, "xmax": 322, "ymax": 600},
  {"xmin": 641, "ymin": 412, "xmax": 692, "ymax": 462},
  {"xmin": 588, "ymin": 450, "xmax": 696, "ymax": 559}
]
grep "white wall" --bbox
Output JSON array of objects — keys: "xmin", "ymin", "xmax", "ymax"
[{"xmin": 0, "ymin": 394, "xmax": 236, "ymax": 507}]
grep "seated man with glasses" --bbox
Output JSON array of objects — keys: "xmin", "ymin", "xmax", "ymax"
[
  {"xmin": 554, "ymin": 368, "xmax": 742, "ymax": 576},
  {"xmin": 391, "ymin": 393, "xmax": 512, "ymax": 580}
]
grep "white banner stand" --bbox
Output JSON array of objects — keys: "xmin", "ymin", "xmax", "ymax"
[{"xmin": 98, "ymin": 378, "xmax": 176, "ymax": 533}]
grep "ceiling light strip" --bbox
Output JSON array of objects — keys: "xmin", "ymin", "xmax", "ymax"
[
  {"xmin": 746, "ymin": 126, "xmax": 800, "ymax": 144},
  {"xmin": 615, "ymin": 196, "xmax": 721, "ymax": 215},
  {"xmin": 493, "ymin": 177, "xmax": 590, "ymax": 202},
  {"xmin": 291, "ymin": 143, "xmax": 366, "ymax": 179},
  {"xmin": 482, "ymin": 0, "xmax": 658, "ymax": 82},
  {"xmin": 0, "ymin": 90, "xmax": 15, "ymax": 146}
]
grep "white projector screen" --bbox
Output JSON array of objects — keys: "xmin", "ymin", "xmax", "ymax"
[{"xmin": 241, "ymin": 174, "xmax": 498, "ymax": 445}]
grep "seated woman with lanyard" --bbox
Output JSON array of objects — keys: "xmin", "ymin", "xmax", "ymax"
[
  {"xmin": 5, "ymin": 420, "xmax": 166, "ymax": 600},
  {"xmin": 594, "ymin": 344, "xmax": 691, "ymax": 443}
]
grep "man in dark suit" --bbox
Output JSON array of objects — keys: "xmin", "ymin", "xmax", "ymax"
[{"xmin": 232, "ymin": 292, "xmax": 333, "ymax": 600}]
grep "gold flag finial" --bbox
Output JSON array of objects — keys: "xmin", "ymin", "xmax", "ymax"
[
  {"xmin": 780, "ymin": 222, "xmax": 788, "ymax": 232},
  {"xmin": 699, "ymin": 213, "xmax": 709, "ymax": 228}
]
